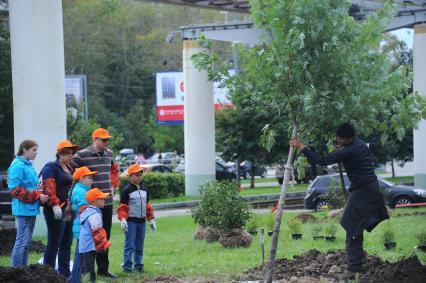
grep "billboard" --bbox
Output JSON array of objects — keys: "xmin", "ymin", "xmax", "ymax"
[
  {"xmin": 156, "ymin": 71, "xmax": 233, "ymax": 125},
  {"xmin": 65, "ymin": 75, "xmax": 88, "ymax": 121}
]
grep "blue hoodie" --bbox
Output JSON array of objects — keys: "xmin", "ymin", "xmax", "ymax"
[
  {"xmin": 7, "ymin": 156, "xmax": 39, "ymax": 216},
  {"xmin": 70, "ymin": 182, "xmax": 90, "ymax": 239}
]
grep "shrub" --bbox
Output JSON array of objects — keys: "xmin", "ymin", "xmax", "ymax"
[
  {"xmin": 415, "ymin": 230, "xmax": 426, "ymax": 246},
  {"xmin": 192, "ymin": 181, "xmax": 251, "ymax": 232},
  {"xmin": 288, "ymin": 218, "xmax": 302, "ymax": 234},
  {"xmin": 380, "ymin": 222, "xmax": 395, "ymax": 243},
  {"xmin": 118, "ymin": 173, "xmax": 184, "ymax": 199},
  {"xmin": 324, "ymin": 222, "xmax": 338, "ymax": 237},
  {"xmin": 311, "ymin": 223, "xmax": 323, "ymax": 237},
  {"xmin": 265, "ymin": 213, "xmax": 276, "ymax": 232},
  {"xmin": 245, "ymin": 214, "xmax": 261, "ymax": 234},
  {"xmin": 322, "ymin": 177, "xmax": 345, "ymax": 209}
]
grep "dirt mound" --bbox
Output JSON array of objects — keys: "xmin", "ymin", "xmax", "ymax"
[
  {"xmin": 194, "ymin": 227, "xmax": 207, "ymax": 240},
  {"xmin": 241, "ymin": 249, "xmax": 426, "ymax": 282},
  {"xmin": 205, "ymin": 227, "xmax": 220, "ymax": 243},
  {"xmin": 295, "ymin": 213, "xmax": 317, "ymax": 223},
  {"xmin": 0, "ymin": 264, "xmax": 66, "ymax": 283},
  {"xmin": 219, "ymin": 229, "xmax": 252, "ymax": 248},
  {"xmin": 0, "ymin": 229, "xmax": 45, "ymax": 256}
]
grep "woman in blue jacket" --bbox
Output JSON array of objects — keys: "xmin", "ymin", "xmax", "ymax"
[
  {"xmin": 69, "ymin": 166, "xmax": 97, "ymax": 283},
  {"xmin": 8, "ymin": 140, "xmax": 49, "ymax": 267}
]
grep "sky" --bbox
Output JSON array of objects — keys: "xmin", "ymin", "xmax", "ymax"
[{"xmin": 390, "ymin": 28, "xmax": 413, "ymax": 49}]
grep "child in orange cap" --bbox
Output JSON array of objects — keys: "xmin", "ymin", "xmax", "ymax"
[
  {"xmin": 117, "ymin": 164, "xmax": 155, "ymax": 273},
  {"xmin": 79, "ymin": 188, "xmax": 111, "ymax": 283},
  {"xmin": 69, "ymin": 166, "xmax": 97, "ymax": 283}
]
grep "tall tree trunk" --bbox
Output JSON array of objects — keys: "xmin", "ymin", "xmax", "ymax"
[
  {"xmin": 250, "ymin": 166, "xmax": 255, "ymax": 188},
  {"xmin": 265, "ymin": 123, "xmax": 298, "ymax": 283},
  {"xmin": 236, "ymin": 156, "xmax": 241, "ymax": 187},
  {"xmin": 391, "ymin": 159, "xmax": 395, "ymax": 178}
]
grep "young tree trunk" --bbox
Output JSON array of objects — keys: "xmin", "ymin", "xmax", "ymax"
[
  {"xmin": 236, "ymin": 156, "xmax": 241, "ymax": 187},
  {"xmin": 391, "ymin": 159, "xmax": 395, "ymax": 178},
  {"xmin": 265, "ymin": 123, "xmax": 298, "ymax": 283}
]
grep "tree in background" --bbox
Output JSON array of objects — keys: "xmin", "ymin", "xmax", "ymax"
[
  {"xmin": 0, "ymin": 24, "xmax": 14, "ymax": 170},
  {"xmin": 192, "ymin": 0, "xmax": 426, "ymax": 281}
]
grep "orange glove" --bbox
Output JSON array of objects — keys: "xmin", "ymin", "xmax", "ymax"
[
  {"xmin": 10, "ymin": 186, "xmax": 40, "ymax": 203},
  {"xmin": 110, "ymin": 163, "xmax": 119, "ymax": 189},
  {"xmin": 146, "ymin": 202, "xmax": 155, "ymax": 221},
  {"xmin": 117, "ymin": 203, "xmax": 129, "ymax": 221},
  {"xmin": 92, "ymin": 228, "xmax": 111, "ymax": 252}
]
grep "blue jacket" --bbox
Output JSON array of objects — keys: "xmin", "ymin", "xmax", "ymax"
[
  {"xmin": 70, "ymin": 182, "xmax": 90, "ymax": 239},
  {"xmin": 7, "ymin": 156, "xmax": 39, "ymax": 216},
  {"xmin": 79, "ymin": 206, "xmax": 102, "ymax": 253}
]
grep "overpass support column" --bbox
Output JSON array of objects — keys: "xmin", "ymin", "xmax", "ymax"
[
  {"xmin": 183, "ymin": 40, "xmax": 215, "ymax": 196},
  {"xmin": 413, "ymin": 24, "xmax": 426, "ymax": 189},
  {"xmin": 9, "ymin": 0, "xmax": 67, "ymax": 173}
]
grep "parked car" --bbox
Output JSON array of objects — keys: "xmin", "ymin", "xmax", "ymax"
[
  {"xmin": 275, "ymin": 163, "xmax": 328, "ymax": 185},
  {"xmin": 304, "ymin": 174, "xmax": 426, "ymax": 210},
  {"xmin": 239, "ymin": 161, "xmax": 267, "ymax": 179},
  {"xmin": 119, "ymin": 163, "xmax": 173, "ymax": 179},
  {"xmin": 147, "ymin": 152, "xmax": 181, "ymax": 166},
  {"xmin": 175, "ymin": 160, "xmax": 236, "ymax": 181}
]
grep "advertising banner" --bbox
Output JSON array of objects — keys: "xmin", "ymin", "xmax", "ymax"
[{"xmin": 156, "ymin": 71, "xmax": 233, "ymax": 125}]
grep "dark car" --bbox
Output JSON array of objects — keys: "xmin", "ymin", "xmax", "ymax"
[
  {"xmin": 275, "ymin": 163, "xmax": 328, "ymax": 185},
  {"xmin": 175, "ymin": 160, "xmax": 236, "ymax": 181},
  {"xmin": 240, "ymin": 161, "xmax": 267, "ymax": 179},
  {"xmin": 304, "ymin": 174, "xmax": 426, "ymax": 210}
]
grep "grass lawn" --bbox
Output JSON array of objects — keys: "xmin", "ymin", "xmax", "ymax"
[
  {"xmin": 240, "ymin": 184, "xmax": 307, "ymax": 196},
  {"xmin": 1, "ymin": 207, "xmax": 425, "ymax": 281},
  {"xmin": 384, "ymin": 176, "xmax": 414, "ymax": 184}
]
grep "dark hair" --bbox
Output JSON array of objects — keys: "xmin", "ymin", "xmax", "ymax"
[
  {"xmin": 336, "ymin": 123, "xmax": 355, "ymax": 138},
  {"xmin": 56, "ymin": 148, "xmax": 75, "ymax": 159},
  {"xmin": 17, "ymin": 139, "xmax": 38, "ymax": 156}
]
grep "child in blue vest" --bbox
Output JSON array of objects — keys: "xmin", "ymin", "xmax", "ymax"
[{"xmin": 79, "ymin": 188, "xmax": 111, "ymax": 283}]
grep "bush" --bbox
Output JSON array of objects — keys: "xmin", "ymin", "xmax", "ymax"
[
  {"xmin": 245, "ymin": 214, "xmax": 261, "ymax": 234},
  {"xmin": 288, "ymin": 218, "xmax": 302, "ymax": 234},
  {"xmin": 324, "ymin": 222, "xmax": 338, "ymax": 237},
  {"xmin": 415, "ymin": 230, "xmax": 426, "ymax": 246},
  {"xmin": 322, "ymin": 177, "xmax": 346, "ymax": 209},
  {"xmin": 192, "ymin": 181, "xmax": 251, "ymax": 232},
  {"xmin": 265, "ymin": 213, "xmax": 276, "ymax": 232},
  {"xmin": 118, "ymin": 173, "xmax": 184, "ymax": 199},
  {"xmin": 380, "ymin": 222, "xmax": 395, "ymax": 243},
  {"xmin": 311, "ymin": 223, "xmax": 323, "ymax": 237}
]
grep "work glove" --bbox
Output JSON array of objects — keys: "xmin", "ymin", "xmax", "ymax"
[
  {"xmin": 149, "ymin": 219, "xmax": 156, "ymax": 232},
  {"xmin": 52, "ymin": 205, "xmax": 62, "ymax": 220},
  {"xmin": 121, "ymin": 219, "xmax": 128, "ymax": 232}
]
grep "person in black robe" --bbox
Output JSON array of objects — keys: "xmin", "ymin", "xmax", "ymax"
[{"xmin": 290, "ymin": 123, "xmax": 389, "ymax": 280}]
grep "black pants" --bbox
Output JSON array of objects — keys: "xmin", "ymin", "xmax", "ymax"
[
  {"xmin": 81, "ymin": 251, "xmax": 96, "ymax": 283},
  {"xmin": 346, "ymin": 231, "xmax": 365, "ymax": 272},
  {"xmin": 96, "ymin": 205, "xmax": 112, "ymax": 273}
]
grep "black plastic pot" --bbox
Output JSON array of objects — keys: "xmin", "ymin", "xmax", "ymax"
[
  {"xmin": 417, "ymin": 245, "xmax": 426, "ymax": 252},
  {"xmin": 384, "ymin": 242, "xmax": 396, "ymax": 250},
  {"xmin": 313, "ymin": 236, "xmax": 324, "ymax": 240},
  {"xmin": 249, "ymin": 230, "xmax": 258, "ymax": 236},
  {"xmin": 291, "ymin": 233, "xmax": 302, "ymax": 240},
  {"xmin": 267, "ymin": 231, "xmax": 273, "ymax": 236},
  {"xmin": 325, "ymin": 236, "xmax": 336, "ymax": 242}
]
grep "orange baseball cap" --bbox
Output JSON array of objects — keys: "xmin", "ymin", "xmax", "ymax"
[
  {"xmin": 127, "ymin": 164, "xmax": 143, "ymax": 176},
  {"xmin": 86, "ymin": 188, "xmax": 110, "ymax": 203},
  {"xmin": 92, "ymin": 128, "xmax": 112, "ymax": 140},
  {"xmin": 73, "ymin": 166, "xmax": 98, "ymax": 181},
  {"xmin": 57, "ymin": 140, "xmax": 80, "ymax": 152}
]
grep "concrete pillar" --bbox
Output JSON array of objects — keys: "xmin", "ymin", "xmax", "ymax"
[
  {"xmin": 413, "ymin": 24, "xmax": 426, "ymax": 189},
  {"xmin": 9, "ymin": 0, "xmax": 66, "ymax": 236},
  {"xmin": 9, "ymin": 0, "xmax": 67, "ymax": 174},
  {"xmin": 183, "ymin": 40, "xmax": 215, "ymax": 196}
]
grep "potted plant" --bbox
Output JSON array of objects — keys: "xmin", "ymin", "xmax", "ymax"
[
  {"xmin": 324, "ymin": 222, "xmax": 337, "ymax": 241},
  {"xmin": 381, "ymin": 223, "xmax": 396, "ymax": 250},
  {"xmin": 415, "ymin": 230, "xmax": 426, "ymax": 252},
  {"xmin": 265, "ymin": 213, "xmax": 275, "ymax": 236},
  {"xmin": 311, "ymin": 223, "xmax": 323, "ymax": 240},
  {"xmin": 288, "ymin": 218, "xmax": 303, "ymax": 240},
  {"xmin": 245, "ymin": 214, "xmax": 260, "ymax": 236}
]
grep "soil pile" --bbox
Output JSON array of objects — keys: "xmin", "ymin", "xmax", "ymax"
[
  {"xmin": 0, "ymin": 229, "xmax": 45, "ymax": 256},
  {"xmin": 0, "ymin": 264, "xmax": 66, "ymax": 283},
  {"xmin": 241, "ymin": 249, "xmax": 426, "ymax": 282},
  {"xmin": 295, "ymin": 213, "xmax": 317, "ymax": 223}
]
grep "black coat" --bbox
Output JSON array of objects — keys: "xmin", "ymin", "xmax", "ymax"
[{"xmin": 340, "ymin": 181, "xmax": 389, "ymax": 238}]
